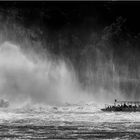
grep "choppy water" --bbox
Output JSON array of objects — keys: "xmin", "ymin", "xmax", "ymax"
[{"xmin": 0, "ymin": 103, "xmax": 140, "ymax": 139}]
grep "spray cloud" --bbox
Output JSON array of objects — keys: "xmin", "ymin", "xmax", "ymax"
[
  {"xmin": 0, "ymin": 9, "xmax": 138, "ymax": 106},
  {"xmin": 0, "ymin": 38, "xmax": 93, "ymax": 106}
]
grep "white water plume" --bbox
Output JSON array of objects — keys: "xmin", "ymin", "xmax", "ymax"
[{"xmin": 0, "ymin": 41, "xmax": 90, "ymax": 107}]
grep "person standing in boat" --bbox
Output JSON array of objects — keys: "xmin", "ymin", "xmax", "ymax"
[{"xmin": 114, "ymin": 99, "xmax": 117, "ymax": 106}]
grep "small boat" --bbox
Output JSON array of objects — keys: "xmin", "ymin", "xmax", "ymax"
[{"xmin": 101, "ymin": 99, "xmax": 140, "ymax": 112}]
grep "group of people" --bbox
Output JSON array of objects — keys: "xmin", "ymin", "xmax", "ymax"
[
  {"xmin": 115, "ymin": 103, "xmax": 140, "ymax": 108},
  {"xmin": 103, "ymin": 99, "xmax": 140, "ymax": 111},
  {"xmin": 106, "ymin": 103, "xmax": 140, "ymax": 111}
]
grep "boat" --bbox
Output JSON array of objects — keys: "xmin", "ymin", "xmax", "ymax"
[{"xmin": 101, "ymin": 99, "xmax": 140, "ymax": 112}]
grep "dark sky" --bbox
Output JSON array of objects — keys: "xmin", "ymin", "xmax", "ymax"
[{"xmin": 0, "ymin": 1, "xmax": 140, "ymax": 35}]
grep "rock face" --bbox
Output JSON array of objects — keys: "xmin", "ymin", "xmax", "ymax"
[{"xmin": 0, "ymin": 99, "xmax": 9, "ymax": 108}]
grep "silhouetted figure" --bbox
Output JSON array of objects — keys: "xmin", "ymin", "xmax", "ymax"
[{"xmin": 124, "ymin": 103, "xmax": 127, "ymax": 108}]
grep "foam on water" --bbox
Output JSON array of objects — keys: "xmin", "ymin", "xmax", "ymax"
[
  {"xmin": 0, "ymin": 102, "xmax": 139, "ymax": 124},
  {"xmin": 0, "ymin": 102, "xmax": 139, "ymax": 139}
]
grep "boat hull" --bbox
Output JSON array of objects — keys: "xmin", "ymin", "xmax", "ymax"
[{"xmin": 101, "ymin": 107, "xmax": 140, "ymax": 112}]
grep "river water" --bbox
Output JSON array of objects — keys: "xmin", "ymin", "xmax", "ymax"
[{"xmin": 0, "ymin": 103, "xmax": 140, "ymax": 139}]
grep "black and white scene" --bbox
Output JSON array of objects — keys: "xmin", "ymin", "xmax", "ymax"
[{"xmin": 0, "ymin": 1, "xmax": 140, "ymax": 139}]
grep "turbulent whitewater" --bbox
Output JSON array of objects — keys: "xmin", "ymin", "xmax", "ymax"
[{"xmin": 0, "ymin": 103, "xmax": 140, "ymax": 139}]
